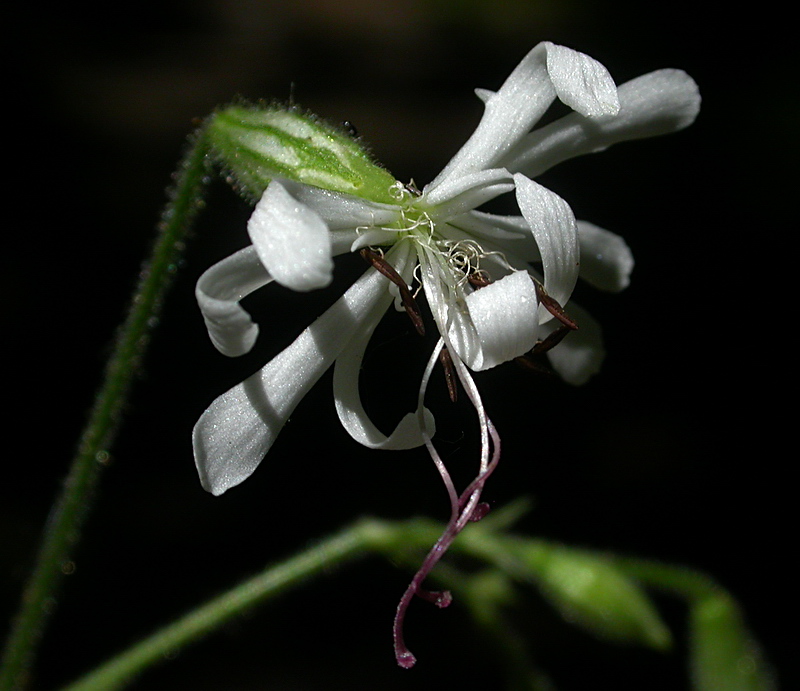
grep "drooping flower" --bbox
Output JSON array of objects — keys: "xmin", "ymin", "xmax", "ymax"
[{"xmin": 192, "ymin": 41, "xmax": 700, "ymax": 666}]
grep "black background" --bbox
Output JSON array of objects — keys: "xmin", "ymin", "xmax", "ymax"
[{"xmin": 4, "ymin": 1, "xmax": 794, "ymax": 689}]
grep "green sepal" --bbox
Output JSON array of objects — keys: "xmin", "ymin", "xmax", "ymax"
[{"xmin": 205, "ymin": 103, "xmax": 398, "ymax": 204}]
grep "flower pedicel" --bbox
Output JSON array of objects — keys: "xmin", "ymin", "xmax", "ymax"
[{"xmin": 191, "ymin": 42, "xmax": 700, "ymax": 667}]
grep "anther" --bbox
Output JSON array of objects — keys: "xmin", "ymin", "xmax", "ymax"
[
  {"xmin": 469, "ymin": 502, "xmax": 491, "ymax": 521},
  {"xmin": 532, "ymin": 280, "xmax": 579, "ymax": 331},
  {"xmin": 360, "ymin": 248, "xmax": 425, "ymax": 336},
  {"xmin": 514, "ymin": 354, "xmax": 556, "ymax": 377},
  {"xmin": 439, "ymin": 346, "xmax": 458, "ymax": 402},
  {"xmin": 532, "ymin": 324, "xmax": 572, "ymax": 355},
  {"xmin": 416, "ymin": 588, "xmax": 453, "ymax": 608},
  {"xmin": 467, "ymin": 270, "xmax": 492, "ymax": 289}
]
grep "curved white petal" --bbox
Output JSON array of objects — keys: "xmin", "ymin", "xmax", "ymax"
[
  {"xmin": 545, "ymin": 42, "xmax": 619, "ymax": 117},
  {"xmin": 428, "ymin": 42, "xmax": 618, "ymax": 191},
  {"xmin": 349, "ymin": 228, "xmax": 404, "ymax": 252},
  {"xmin": 449, "ymin": 211, "xmax": 541, "ymax": 265},
  {"xmin": 465, "ymin": 270, "xmax": 540, "ymax": 370},
  {"xmin": 577, "ymin": 220, "xmax": 634, "ymax": 292},
  {"xmin": 501, "ymin": 69, "xmax": 701, "ymax": 177},
  {"xmin": 514, "ymin": 174, "xmax": 579, "ymax": 320},
  {"xmin": 247, "ymin": 181, "xmax": 334, "ymax": 292},
  {"xmin": 333, "ymin": 243, "xmax": 435, "ymax": 448},
  {"xmin": 193, "ymin": 250, "xmax": 407, "ymax": 495},
  {"xmin": 417, "ymin": 245, "xmax": 482, "ymax": 369},
  {"xmin": 545, "ymin": 301, "xmax": 604, "ymax": 385},
  {"xmin": 423, "ymin": 168, "xmax": 514, "ymax": 217},
  {"xmin": 427, "ymin": 43, "xmax": 553, "ymax": 189},
  {"xmin": 195, "ymin": 245, "xmax": 272, "ymax": 357},
  {"xmin": 277, "ymin": 178, "xmax": 400, "ymax": 230}
]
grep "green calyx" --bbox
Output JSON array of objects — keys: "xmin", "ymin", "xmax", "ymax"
[{"xmin": 206, "ymin": 103, "xmax": 398, "ymax": 204}]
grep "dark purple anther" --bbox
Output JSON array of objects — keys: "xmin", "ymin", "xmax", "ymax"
[{"xmin": 469, "ymin": 502, "xmax": 491, "ymax": 521}]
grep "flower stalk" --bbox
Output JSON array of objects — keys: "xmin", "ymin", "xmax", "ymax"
[
  {"xmin": 0, "ymin": 124, "xmax": 214, "ymax": 691},
  {"xmin": 58, "ymin": 512, "xmax": 772, "ymax": 691}
]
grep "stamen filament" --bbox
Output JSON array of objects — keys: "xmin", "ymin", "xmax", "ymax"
[{"xmin": 360, "ymin": 248, "xmax": 425, "ymax": 335}]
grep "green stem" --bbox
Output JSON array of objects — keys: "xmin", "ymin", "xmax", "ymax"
[
  {"xmin": 0, "ymin": 124, "xmax": 214, "ymax": 691},
  {"xmin": 57, "ymin": 517, "xmax": 500, "ymax": 691},
  {"xmin": 61, "ymin": 522, "xmax": 373, "ymax": 691}
]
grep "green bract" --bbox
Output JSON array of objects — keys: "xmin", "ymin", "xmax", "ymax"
[{"xmin": 207, "ymin": 104, "xmax": 398, "ymax": 204}]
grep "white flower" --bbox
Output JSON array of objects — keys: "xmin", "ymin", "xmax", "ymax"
[
  {"xmin": 193, "ymin": 42, "xmax": 699, "ymax": 497},
  {"xmin": 192, "ymin": 40, "xmax": 699, "ymax": 668}
]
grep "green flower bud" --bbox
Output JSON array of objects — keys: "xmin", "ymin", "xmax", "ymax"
[
  {"xmin": 690, "ymin": 593, "xmax": 776, "ymax": 691},
  {"xmin": 510, "ymin": 541, "xmax": 672, "ymax": 650},
  {"xmin": 206, "ymin": 103, "xmax": 398, "ymax": 204}
]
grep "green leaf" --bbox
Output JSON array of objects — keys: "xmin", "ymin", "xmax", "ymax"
[{"xmin": 206, "ymin": 103, "xmax": 398, "ymax": 204}]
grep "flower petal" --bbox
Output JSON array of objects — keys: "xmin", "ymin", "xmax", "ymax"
[
  {"xmin": 333, "ymin": 243, "xmax": 435, "ymax": 448},
  {"xmin": 544, "ymin": 42, "xmax": 619, "ymax": 118},
  {"xmin": 501, "ymin": 69, "xmax": 701, "ymax": 177},
  {"xmin": 247, "ymin": 181, "xmax": 334, "ymax": 291},
  {"xmin": 465, "ymin": 270, "xmax": 540, "ymax": 370},
  {"xmin": 417, "ymin": 244, "xmax": 482, "ymax": 369},
  {"xmin": 195, "ymin": 245, "xmax": 272, "ymax": 357},
  {"xmin": 514, "ymin": 174, "xmax": 579, "ymax": 320},
  {"xmin": 423, "ymin": 168, "xmax": 514, "ymax": 217},
  {"xmin": 545, "ymin": 301, "xmax": 605, "ymax": 385},
  {"xmin": 193, "ymin": 246, "xmax": 409, "ymax": 495},
  {"xmin": 277, "ymin": 178, "xmax": 400, "ymax": 230},
  {"xmin": 449, "ymin": 211, "xmax": 541, "ymax": 265},
  {"xmin": 577, "ymin": 221, "xmax": 634, "ymax": 292},
  {"xmin": 428, "ymin": 42, "xmax": 618, "ymax": 191}
]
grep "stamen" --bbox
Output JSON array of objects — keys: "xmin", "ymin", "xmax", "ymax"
[
  {"xmin": 467, "ymin": 270, "xmax": 492, "ymax": 289},
  {"xmin": 438, "ymin": 346, "xmax": 458, "ymax": 402},
  {"xmin": 532, "ymin": 279, "xmax": 579, "ymax": 331},
  {"xmin": 514, "ymin": 353, "xmax": 556, "ymax": 378},
  {"xmin": 360, "ymin": 248, "xmax": 425, "ymax": 336},
  {"xmin": 532, "ymin": 323, "xmax": 572, "ymax": 355},
  {"xmin": 515, "ymin": 323, "xmax": 573, "ymax": 376},
  {"xmin": 469, "ymin": 502, "xmax": 491, "ymax": 521},
  {"xmin": 415, "ymin": 589, "xmax": 453, "ymax": 608}
]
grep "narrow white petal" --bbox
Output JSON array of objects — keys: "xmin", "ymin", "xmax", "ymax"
[
  {"xmin": 427, "ymin": 42, "xmax": 554, "ymax": 189},
  {"xmin": 450, "ymin": 211, "xmax": 541, "ymax": 264},
  {"xmin": 193, "ymin": 251, "xmax": 405, "ymax": 495},
  {"xmin": 545, "ymin": 301, "xmax": 604, "ymax": 385},
  {"xmin": 349, "ymin": 228, "xmax": 403, "ymax": 252},
  {"xmin": 423, "ymin": 168, "xmax": 514, "ymax": 217},
  {"xmin": 514, "ymin": 174, "xmax": 579, "ymax": 320},
  {"xmin": 501, "ymin": 69, "xmax": 701, "ymax": 177},
  {"xmin": 544, "ymin": 42, "xmax": 619, "ymax": 117},
  {"xmin": 577, "ymin": 220, "xmax": 634, "ymax": 292},
  {"xmin": 474, "ymin": 88, "xmax": 494, "ymax": 104},
  {"xmin": 277, "ymin": 178, "xmax": 400, "ymax": 230},
  {"xmin": 247, "ymin": 181, "xmax": 334, "ymax": 292},
  {"xmin": 417, "ymin": 245, "xmax": 482, "ymax": 369},
  {"xmin": 465, "ymin": 270, "xmax": 540, "ymax": 370},
  {"xmin": 428, "ymin": 42, "xmax": 619, "ymax": 192},
  {"xmin": 333, "ymin": 244, "xmax": 435, "ymax": 448},
  {"xmin": 195, "ymin": 246, "xmax": 272, "ymax": 357}
]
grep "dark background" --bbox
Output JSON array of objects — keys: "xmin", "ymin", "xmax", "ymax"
[{"xmin": 4, "ymin": 1, "xmax": 794, "ymax": 689}]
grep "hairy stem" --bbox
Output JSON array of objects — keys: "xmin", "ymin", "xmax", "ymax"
[
  {"xmin": 61, "ymin": 523, "xmax": 371, "ymax": 691},
  {"xmin": 0, "ymin": 123, "xmax": 214, "ymax": 691}
]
